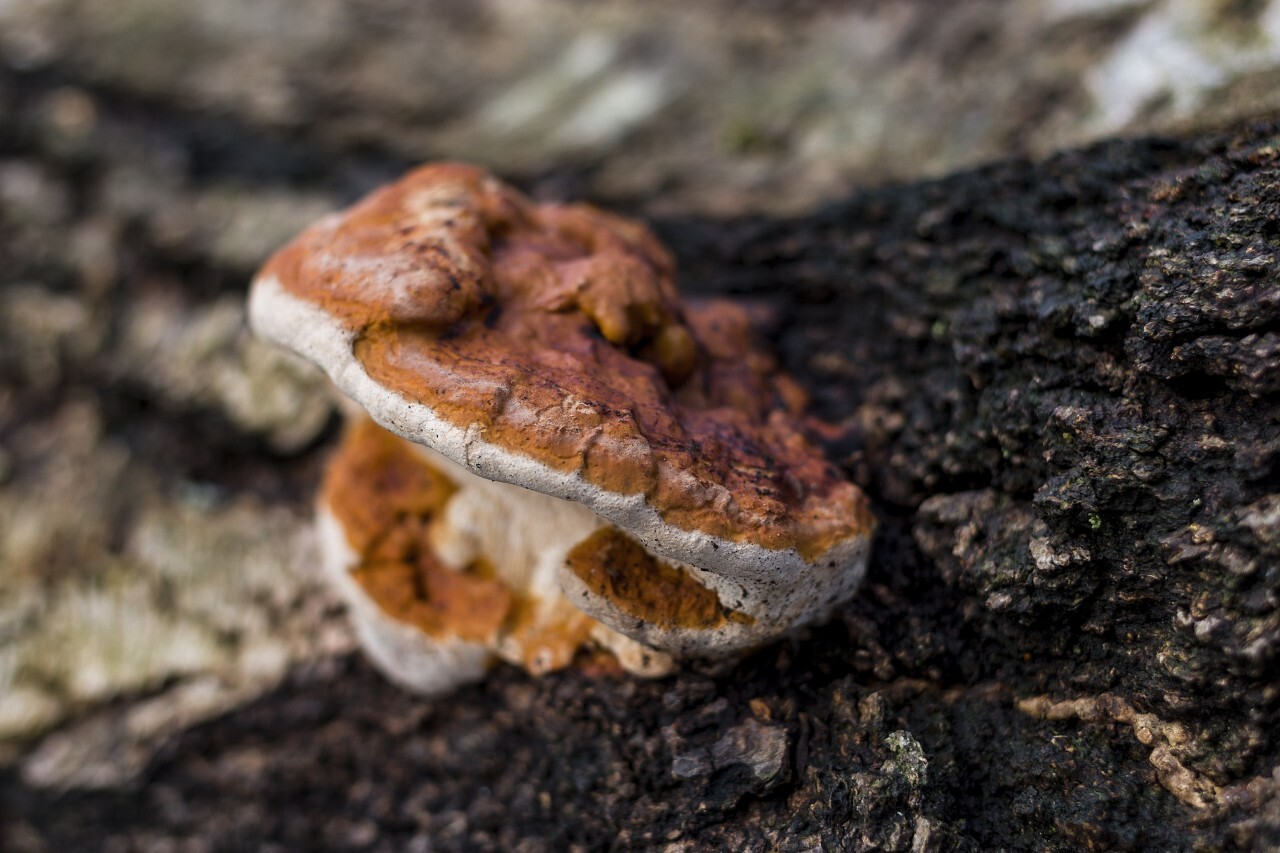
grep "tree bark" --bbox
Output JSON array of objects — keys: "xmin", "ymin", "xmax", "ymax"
[{"xmin": 3, "ymin": 61, "xmax": 1279, "ymax": 850}]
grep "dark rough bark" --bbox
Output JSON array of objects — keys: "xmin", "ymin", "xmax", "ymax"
[{"xmin": 2, "ymin": 58, "xmax": 1279, "ymax": 851}]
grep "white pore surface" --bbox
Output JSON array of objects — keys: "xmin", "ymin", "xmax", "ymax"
[
  {"xmin": 421, "ymin": 443, "xmax": 605, "ymax": 605},
  {"xmin": 251, "ymin": 275, "xmax": 870, "ymax": 651}
]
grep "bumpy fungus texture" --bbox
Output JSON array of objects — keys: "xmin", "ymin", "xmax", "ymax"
[
  {"xmin": 257, "ymin": 163, "xmax": 871, "ymax": 560},
  {"xmin": 251, "ymin": 162, "xmax": 874, "ymax": 688}
]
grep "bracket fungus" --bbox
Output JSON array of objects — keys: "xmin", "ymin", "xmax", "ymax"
[{"xmin": 249, "ymin": 163, "xmax": 875, "ymax": 695}]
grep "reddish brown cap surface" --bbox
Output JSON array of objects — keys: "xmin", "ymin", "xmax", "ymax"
[{"xmin": 255, "ymin": 163, "xmax": 873, "ymax": 564}]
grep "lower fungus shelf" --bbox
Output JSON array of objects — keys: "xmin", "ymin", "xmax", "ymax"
[{"xmin": 320, "ymin": 417, "xmax": 676, "ymax": 694}]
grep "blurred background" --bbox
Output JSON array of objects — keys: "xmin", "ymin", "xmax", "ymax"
[{"xmin": 3, "ymin": 0, "xmax": 1280, "ymax": 791}]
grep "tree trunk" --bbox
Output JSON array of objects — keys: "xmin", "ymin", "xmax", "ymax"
[{"xmin": 3, "ymin": 59, "xmax": 1279, "ymax": 849}]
